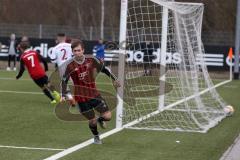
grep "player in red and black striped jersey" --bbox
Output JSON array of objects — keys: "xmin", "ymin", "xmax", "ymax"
[
  {"xmin": 60, "ymin": 39, "xmax": 120, "ymax": 144},
  {"xmin": 16, "ymin": 41, "xmax": 60, "ymax": 105}
]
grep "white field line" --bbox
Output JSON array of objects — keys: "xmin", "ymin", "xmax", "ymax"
[
  {"xmin": 0, "ymin": 145, "xmax": 65, "ymax": 151},
  {"xmin": 0, "ymin": 77, "xmax": 31, "ymax": 81},
  {"xmin": 0, "ymin": 77, "xmax": 112, "ymax": 85},
  {"xmin": 43, "ymin": 127, "xmax": 123, "ymax": 160},
  {"xmin": 0, "ymin": 90, "xmax": 43, "ymax": 95}
]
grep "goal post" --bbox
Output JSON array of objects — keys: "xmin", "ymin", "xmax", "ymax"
[
  {"xmin": 158, "ymin": 6, "xmax": 168, "ymax": 111},
  {"xmin": 116, "ymin": 0, "xmax": 128, "ymax": 128},
  {"xmin": 116, "ymin": 0, "xmax": 229, "ymax": 133}
]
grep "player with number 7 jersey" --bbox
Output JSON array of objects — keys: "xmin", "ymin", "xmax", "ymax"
[
  {"xmin": 19, "ymin": 49, "xmax": 46, "ymax": 79},
  {"xmin": 16, "ymin": 41, "xmax": 61, "ymax": 105}
]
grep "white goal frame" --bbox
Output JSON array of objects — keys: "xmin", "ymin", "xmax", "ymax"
[{"xmin": 116, "ymin": 0, "xmax": 232, "ymax": 133}]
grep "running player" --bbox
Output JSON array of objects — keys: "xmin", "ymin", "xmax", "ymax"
[
  {"xmin": 50, "ymin": 33, "xmax": 73, "ymax": 67},
  {"xmin": 60, "ymin": 39, "xmax": 120, "ymax": 144},
  {"xmin": 50, "ymin": 33, "xmax": 75, "ymax": 105},
  {"xmin": 16, "ymin": 41, "xmax": 60, "ymax": 104}
]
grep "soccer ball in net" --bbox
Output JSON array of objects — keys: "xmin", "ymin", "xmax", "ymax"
[{"xmin": 224, "ymin": 105, "xmax": 234, "ymax": 116}]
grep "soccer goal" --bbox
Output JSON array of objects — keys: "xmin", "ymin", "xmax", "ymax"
[{"xmin": 116, "ymin": 0, "xmax": 230, "ymax": 133}]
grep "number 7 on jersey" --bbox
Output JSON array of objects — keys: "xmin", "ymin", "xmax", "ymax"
[{"xmin": 27, "ymin": 55, "xmax": 35, "ymax": 67}]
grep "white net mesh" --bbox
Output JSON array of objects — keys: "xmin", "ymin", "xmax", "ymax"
[{"xmin": 120, "ymin": 0, "xmax": 228, "ymax": 133}]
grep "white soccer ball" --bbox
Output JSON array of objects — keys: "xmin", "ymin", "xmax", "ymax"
[{"xmin": 224, "ymin": 105, "xmax": 234, "ymax": 116}]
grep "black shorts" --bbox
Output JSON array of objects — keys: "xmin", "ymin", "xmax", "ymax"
[
  {"xmin": 78, "ymin": 95, "xmax": 109, "ymax": 120},
  {"xmin": 33, "ymin": 75, "xmax": 49, "ymax": 88}
]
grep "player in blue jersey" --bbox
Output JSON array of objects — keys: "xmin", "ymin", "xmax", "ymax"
[{"xmin": 93, "ymin": 39, "xmax": 105, "ymax": 62}]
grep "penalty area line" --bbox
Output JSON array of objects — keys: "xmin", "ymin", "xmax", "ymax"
[
  {"xmin": 43, "ymin": 127, "xmax": 123, "ymax": 160},
  {"xmin": 0, "ymin": 145, "xmax": 65, "ymax": 151}
]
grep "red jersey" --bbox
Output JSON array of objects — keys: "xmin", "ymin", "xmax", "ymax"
[
  {"xmin": 62, "ymin": 56, "xmax": 103, "ymax": 103},
  {"xmin": 20, "ymin": 50, "xmax": 46, "ymax": 79}
]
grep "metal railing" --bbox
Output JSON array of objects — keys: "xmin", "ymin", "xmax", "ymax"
[
  {"xmin": 0, "ymin": 23, "xmax": 119, "ymax": 41},
  {"xmin": 0, "ymin": 23, "xmax": 235, "ymax": 46}
]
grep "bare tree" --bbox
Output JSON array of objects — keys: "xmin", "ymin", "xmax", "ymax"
[{"xmin": 75, "ymin": 0, "xmax": 88, "ymax": 39}]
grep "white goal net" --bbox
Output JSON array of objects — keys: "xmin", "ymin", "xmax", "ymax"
[{"xmin": 117, "ymin": 0, "xmax": 229, "ymax": 133}]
